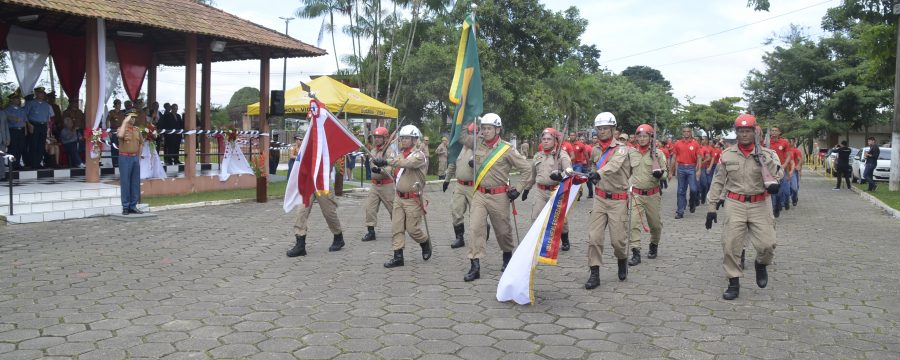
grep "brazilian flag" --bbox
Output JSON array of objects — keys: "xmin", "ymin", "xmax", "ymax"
[{"xmin": 447, "ymin": 13, "xmax": 484, "ymax": 164}]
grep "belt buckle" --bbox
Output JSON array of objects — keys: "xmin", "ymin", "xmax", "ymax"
[{"xmin": 605, "ymin": 192, "xmax": 613, "ymax": 200}]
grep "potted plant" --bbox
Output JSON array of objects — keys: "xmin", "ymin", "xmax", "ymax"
[{"xmin": 250, "ymin": 152, "xmax": 268, "ymax": 203}]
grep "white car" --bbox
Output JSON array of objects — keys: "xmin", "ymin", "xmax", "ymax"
[{"xmin": 852, "ymin": 147, "xmax": 892, "ymax": 183}]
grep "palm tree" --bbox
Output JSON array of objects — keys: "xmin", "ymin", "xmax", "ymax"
[{"xmin": 296, "ymin": 0, "xmax": 353, "ymax": 72}]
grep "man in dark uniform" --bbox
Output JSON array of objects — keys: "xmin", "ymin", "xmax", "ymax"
[
  {"xmin": 863, "ymin": 137, "xmax": 880, "ymax": 191},
  {"xmin": 833, "ymin": 140, "xmax": 852, "ymax": 190}
]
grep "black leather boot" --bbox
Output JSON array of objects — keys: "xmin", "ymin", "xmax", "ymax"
[
  {"xmin": 501, "ymin": 252, "xmax": 512, "ymax": 272},
  {"xmin": 617, "ymin": 258, "xmax": 628, "ymax": 281},
  {"xmin": 451, "ymin": 224, "xmax": 465, "ymax": 249},
  {"xmin": 628, "ymin": 248, "xmax": 641, "ymax": 266},
  {"xmin": 328, "ymin": 233, "xmax": 345, "ymax": 252},
  {"xmin": 723, "ymin": 277, "xmax": 740, "ymax": 300},
  {"xmin": 561, "ymin": 232, "xmax": 570, "ymax": 251},
  {"xmin": 286, "ymin": 235, "xmax": 307, "ymax": 257},
  {"xmin": 361, "ymin": 226, "xmax": 376, "ymax": 242},
  {"xmin": 384, "ymin": 249, "xmax": 404, "ymax": 268},
  {"xmin": 464, "ymin": 259, "xmax": 480, "ymax": 282},
  {"xmin": 420, "ymin": 240, "xmax": 432, "ymax": 260},
  {"xmin": 647, "ymin": 243, "xmax": 658, "ymax": 259},
  {"xmin": 584, "ymin": 266, "xmax": 600, "ymax": 289},
  {"xmin": 755, "ymin": 261, "xmax": 768, "ymax": 288}
]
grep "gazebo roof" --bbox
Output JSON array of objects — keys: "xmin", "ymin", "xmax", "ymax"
[{"xmin": 0, "ymin": 0, "xmax": 326, "ymax": 65}]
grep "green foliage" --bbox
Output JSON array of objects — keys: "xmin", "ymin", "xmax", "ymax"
[
  {"xmin": 677, "ymin": 97, "xmax": 743, "ymax": 138},
  {"xmin": 211, "ymin": 105, "xmax": 231, "ymax": 128},
  {"xmin": 621, "ymin": 65, "xmax": 672, "ymax": 93},
  {"xmin": 226, "ymin": 87, "xmax": 260, "ymax": 123}
]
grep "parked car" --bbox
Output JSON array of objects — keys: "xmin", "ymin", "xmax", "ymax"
[
  {"xmin": 825, "ymin": 147, "xmax": 858, "ymax": 174},
  {"xmin": 852, "ymin": 147, "xmax": 892, "ymax": 182}
]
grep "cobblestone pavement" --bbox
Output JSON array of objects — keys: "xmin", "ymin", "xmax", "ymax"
[{"xmin": 1, "ymin": 172, "xmax": 899, "ymax": 359}]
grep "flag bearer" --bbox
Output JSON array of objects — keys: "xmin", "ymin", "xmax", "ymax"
[
  {"xmin": 288, "ymin": 194, "xmax": 345, "ymax": 257},
  {"xmin": 377, "ymin": 125, "xmax": 432, "ymax": 268},
  {"xmin": 361, "ymin": 127, "xmax": 396, "ymax": 242},
  {"xmin": 460, "ymin": 113, "xmax": 532, "ymax": 282},
  {"xmin": 523, "ymin": 127, "xmax": 573, "ymax": 250},
  {"xmin": 443, "ymin": 123, "xmax": 477, "ymax": 249},
  {"xmin": 705, "ymin": 114, "xmax": 782, "ymax": 300},
  {"xmin": 585, "ymin": 112, "xmax": 635, "ymax": 290},
  {"xmin": 627, "ymin": 124, "xmax": 668, "ymax": 266}
]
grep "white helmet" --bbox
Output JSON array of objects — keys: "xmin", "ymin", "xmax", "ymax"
[
  {"xmin": 398, "ymin": 125, "xmax": 421, "ymax": 138},
  {"xmin": 480, "ymin": 113, "xmax": 502, "ymax": 127},
  {"xmin": 594, "ymin": 112, "xmax": 617, "ymax": 127}
]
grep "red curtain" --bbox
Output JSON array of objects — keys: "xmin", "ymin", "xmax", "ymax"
[
  {"xmin": 0, "ymin": 23, "xmax": 9, "ymax": 49},
  {"xmin": 114, "ymin": 40, "xmax": 152, "ymax": 102},
  {"xmin": 47, "ymin": 32, "xmax": 86, "ymax": 99}
]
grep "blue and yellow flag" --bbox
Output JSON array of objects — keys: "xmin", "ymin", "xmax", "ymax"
[{"xmin": 447, "ymin": 14, "xmax": 484, "ymax": 164}]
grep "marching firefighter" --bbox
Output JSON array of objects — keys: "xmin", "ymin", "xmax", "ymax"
[
  {"xmin": 585, "ymin": 112, "xmax": 635, "ymax": 290},
  {"xmin": 523, "ymin": 127, "xmax": 573, "ymax": 250},
  {"xmin": 375, "ymin": 125, "xmax": 432, "ymax": 268},
  {"xmin": 627, "ymin": 124, "xmax": 668, "ymax": 266},
  {"xmin": 443, "ymin": 123, "xmax": 478, "ymax": 249},
  {"xmin": 705, "ymin": 114, "xmax": 782, "ymax": 300},
  {"xmin": 361, "ymin": 127, "xmax": 396, "ymax": 242},
  {"xmin": 459, "ymin": 113, "xmax": 532, "ymax": 282},
  {"xmin": 287, "ymin": 191, "xmax": 345, "ymax": 257}
]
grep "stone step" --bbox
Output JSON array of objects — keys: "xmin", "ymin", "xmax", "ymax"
[
  {"xmin": 3, "ymin": 203, "xmax": 149, "ymax": 224},
  {"xmin": 10, "ymin": 163, "xmax": 220, "ymax": 180},
  {"xmin": 0, "ymin": 195, "xmax": 122, "ymax": 215},
  {"xmin": 5, "ymin": 187, "xmax": 120, "ymax": 204}
]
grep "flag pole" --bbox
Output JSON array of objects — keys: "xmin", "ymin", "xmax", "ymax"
[{"xmin": 470, "ymin": 3, "xmax": 480, "ymax": 178}]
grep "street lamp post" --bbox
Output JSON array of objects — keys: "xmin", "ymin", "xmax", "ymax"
[
  {"xmin": 890, "ymin": 2, "xmax": 900, "ymax": 191},
  {"xmin": 278, "ymin": 16, "xmax": 294, "ymax": 92}
]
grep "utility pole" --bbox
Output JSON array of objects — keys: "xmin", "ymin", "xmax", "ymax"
[
  {"xmin": 891, "ymin": 2, "xmax": 900, "ymax": 191},
  {"xmin": 278, "ymin": 16, "xmax": 294, "ymax": 92}
]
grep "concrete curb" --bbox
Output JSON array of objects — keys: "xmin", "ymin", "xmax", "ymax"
[{"xmin": 849, "ymin": 185, "xmax": 900, "ymax": 219}]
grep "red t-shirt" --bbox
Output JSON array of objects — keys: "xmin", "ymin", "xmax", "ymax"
[
  {"xmin": 561, "ymin": 141, "xmax": 575, "ymax": 158},
  {"xmin": 660, "ymin": 146, "xmax": 671, "ymax": 159},
  {"xmin": 711, "ymin": 147, "xmax": 723, "ymax": 165},
  {"xmin": 769, "ymin": 138, "xmax": 791, "ymax": 165},
  {"xmin": 572, "ymin": 141, "xmax": 588, "ymax": 164},
  {"xmin": 697, "ymin": 146, "xmax": 711, "ymax": 167},
  {"xmin": 672, "ymin": 138, "xmax": 700, "ymax": 165}
]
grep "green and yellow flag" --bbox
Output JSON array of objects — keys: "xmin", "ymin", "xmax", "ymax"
[{"xmin": 447, "ymin": 13, "xmax": 484, "ymax": 164}]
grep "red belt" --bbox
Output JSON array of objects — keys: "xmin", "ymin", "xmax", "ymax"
[
  {"xmin": 457, "ymin": 180, "xmax": 474, "ymax": 186},
  {"xmin": 477, "ymin": 185, "xmax": 509, "ymax": 194},
  {"xmin": 632, "ymin": 187, "xmax": 660, "ymax": 196},
  {"xmin": 119, "ymin": 152, "xmax": 138, "ymax": 157},
  {"xmin": 595, "ymin": 189, "xmax": 628, "ymax": 200},
  {"xmin": 537, "ymin": 183, "xmax": 557, "ymax": 191},
  {"xmin": 372, "ymin": 178, "xmax": 393, "ymax": 185},
  {"xmin": 726, "ymin": 191, "xmax": 767, "ymax": 203},
  {"xmin": 396, "ymin": 191, "xmax": 419, "ymax": 199}
]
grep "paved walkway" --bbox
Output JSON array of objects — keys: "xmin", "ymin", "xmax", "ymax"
[{"xmin": 1, "ymin": 172, "xmax": 898, "ymax": 359}]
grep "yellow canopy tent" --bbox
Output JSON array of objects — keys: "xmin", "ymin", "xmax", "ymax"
[{"xmin": 246, "ymin": 76, "xmax": 398, "ymax": 118}]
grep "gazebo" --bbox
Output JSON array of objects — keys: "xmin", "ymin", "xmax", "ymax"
[{"xmin": 0, "ymin": 0, "xmax": 326, "ymax": 196}]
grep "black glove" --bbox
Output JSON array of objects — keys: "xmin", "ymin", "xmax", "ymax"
[
  {"xmin": 442, "ymin": 181, "xmax": 449, "ymax": 192},
  {"xmin": 765, "ymin": 183, "xmax": 780, "ymax": 194},
  {"xmin": 652, "ymin": 170, "xmax": 663, "ymax": 179},
  {"xmin": 588, "ymin": 171, "xmax": 601, "ymax": 185},
  {"xmin": 549, "ymin": 171, "xmax": 562, "ymax": 182},
  {"xmin": 372, "ymin": 166, "xmax": 381, "ymax": 174},
  {"xmin": 521, "ymin": 189, "xmax": 529, "ymax": 201},
  {"xmin": 716, "ymin": 199, "xmax": 725, "ymax": 210},
  {"xmin": 468, "ymin": 159, "xmax": 474, "ymax": 168},
  {"xmin": 660, "ymin": 179, "xmax": 668, "ymax": 189},
  {"xmin": 705, "ymin": 212, "xmax": 718, "ymax": 230},
  {"xmin": 373, "ymin": 158, "xmax": 388, "ymax": 167},
  {"xmin": 507, "ymin": 188, "xmax": 520, "ymax": 201}
]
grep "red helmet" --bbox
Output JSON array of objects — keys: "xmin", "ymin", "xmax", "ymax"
[
  {"xmin": 373, "ymin": 127, "xmax": 389, "ymax": 137},
  {"xmin": 541, "ymin": 127, "xmax": 561, "ymax": 141},
  {"xmin": 635, "ymin": 124, "xmax": 654, "ymax": 134},
  {"xmin": 467, "ymin": 122, "xmax": 476, "ymax": 133},
  {"xmin": 734, "ymin": 114, "xmax": 757, "ymax": 128}
]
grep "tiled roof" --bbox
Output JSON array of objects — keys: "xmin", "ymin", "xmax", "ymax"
[{"xmin": 2, "ymin": 0, "xmax": 326, "ymax": 57}]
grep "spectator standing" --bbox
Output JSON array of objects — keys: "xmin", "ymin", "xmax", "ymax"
[
  {"xmin": 833, "ymin": 141, "xmax": 852, "ymax": 190},
  {"xmin": 107, "ymin": 99, "xmax": 126, "ymax": 167},
  {"xmin": 4, "ymin": 93, "xmax": 26, "ymax": 171},
  {"xmin": 670, "ymin": 127, "xmax": 700, "ymax": 218},
  {"xmin": 24, "ymin": 87, "xmax": 53, "ymax": 169},
  {"xmin": 159, "ymin": 104, "xmax": 183, "ymax": 165},
  {"xmin": 863, "ymin": 137, "xmax": 880, "ymax": 191},
  {"xmin": 62, "ymin": 101, "xmax": 86, "ymax": 160},
  {"xmin": 0, "ymin": 100, "xmax": 9, "ymax": 181},
  {"xmin": 436, "ymin": 137, "xmax": 448, "ymax": 180},
  {"xmin": 269, "ymin": 134, "xmax": 281, "ymax": 175},
  {"xmin": 519, "ymin": 139, "xmax": 530, "ymax": 159},
  {"xmin": 287, "ymin": 135, "xmax": 301, "ymax": 176},
  {"xmin": 60, "ymin": 117, "xmax": 83, "ymax": 168}
]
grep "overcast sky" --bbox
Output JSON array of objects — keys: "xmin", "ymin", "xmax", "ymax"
[{"xmin": 4, "ymin": 0, "xmax": 835, "ymax": 110}]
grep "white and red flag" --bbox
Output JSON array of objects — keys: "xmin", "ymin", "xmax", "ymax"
[{"xmin": 284, "ymin": 99, "xmax": 363, "ymax": 212}]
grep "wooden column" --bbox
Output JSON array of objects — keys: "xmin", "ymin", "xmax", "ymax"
[
  {"xmin": 184, "ymin": 34, "xmax": 198, "ymax": 178},
  {"xmin": 147, "ymin": 56, "xmax": 157, "ymax": 107},
  {"xmin": 84, "ymin": 18, "xmax": 100, "ymax": 183},
  {"xmin": 200, "ymin": 44, "xmax": 212, "ymax": 163},
  {"xmin": 257, "ymin": 49, "xmax": 270, "ymax": 201}
]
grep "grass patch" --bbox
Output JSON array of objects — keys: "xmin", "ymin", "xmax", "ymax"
[
  {"xmin": 144, "ymin": 180, "xmax": 360, "ymax": 207},
  {"xmin": 854, "ymin": 182, "xmax": 900, "ymax": 211}
]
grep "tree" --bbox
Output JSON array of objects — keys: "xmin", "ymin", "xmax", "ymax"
[
  {"xmin": 296, "ymin": 0, "xmax": 353, "ymax": 72},
  {"xmin": 621, "ymin": 65, "xmax": 672, "ymax": 93},
  {"xmin": 226, "ymin": 87, "xmax": 260, "ymax": 123}
]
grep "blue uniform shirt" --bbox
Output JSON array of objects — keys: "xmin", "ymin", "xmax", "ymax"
[
  {"xmin": 4, "ymin": 106, "xmax": 27, "ymax": 129},
  {"xmin": 24, "ymin": 100, "xmax": 52, "ymax": 124}
]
